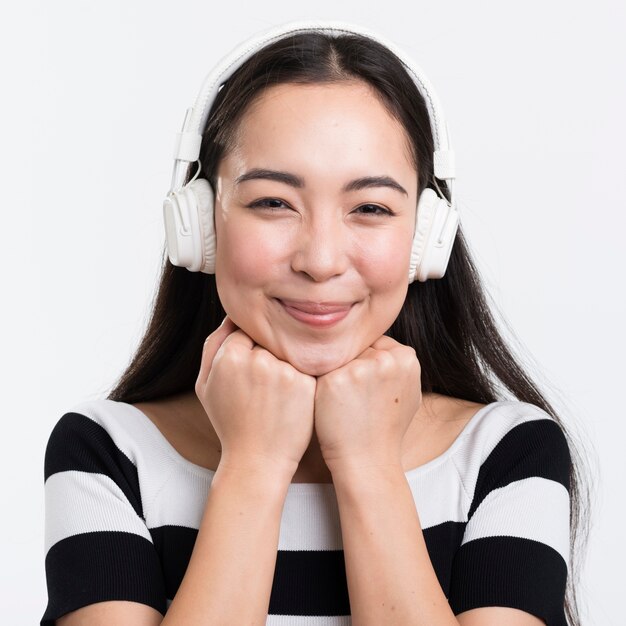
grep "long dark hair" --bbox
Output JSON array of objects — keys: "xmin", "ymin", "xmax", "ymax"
[{"xmin": 106, "ymin": 31, "xmax": 591, "ymax": 625}]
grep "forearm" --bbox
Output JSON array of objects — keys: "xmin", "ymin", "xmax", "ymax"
[
  {"xmin": 161, "ymin": 464, "xmax": 291, "ymax": 626},
  {"xmin": 331, "ymin": 466, "xmax": 459, "ymax": 626}
]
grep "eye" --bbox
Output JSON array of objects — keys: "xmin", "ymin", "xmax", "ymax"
[
  {"xmin": 354, "ymin": 203, "xmax": 394, "ymax": 216},
  {"xmin": 247, "ymin": 198, "xmax": 290, "ymax": 210}
]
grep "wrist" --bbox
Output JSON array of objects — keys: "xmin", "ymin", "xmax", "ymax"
[
  {"xmin": 326, "ymin": 457, "xmax": 405, "ymax": 480},
  {"xmin": 216, "ymin": 452, "xmax": 297, "ymax": 486},
  {"xmin": 328, "ymin": 462, "xmax": 408, "ymax": 500}
]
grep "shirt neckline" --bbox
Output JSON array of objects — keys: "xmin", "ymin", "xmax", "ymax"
[{"xmin": 121, "ymin": 399, "xmax": 505, "ymax": 494}]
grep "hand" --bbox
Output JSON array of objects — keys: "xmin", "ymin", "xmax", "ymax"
[
  {"xmin": 313, "ymin": 335, "xmax": 422, "ymax": 474},
  {"xmin": 196, "ymin": 316, "xmax": 317, "ymax": 479}
]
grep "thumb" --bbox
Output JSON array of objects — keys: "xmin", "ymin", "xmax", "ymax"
[{"xmin": 197, "ymin": 316, "xmax": 238, "ymax": 387}]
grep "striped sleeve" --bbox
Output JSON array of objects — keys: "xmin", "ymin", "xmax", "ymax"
[
  {"xmin": 40, "ymin": 412, "xmax": 167, "ymax": 626},
  {"xmin": 448, "ymin": 417, "xmax": 571, "ymax": 626}
]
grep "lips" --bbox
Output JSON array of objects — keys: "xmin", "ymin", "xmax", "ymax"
[
  {"xmin": 275, "ymin": 298, "xmax": 357, "ymax": 327},
  {"xmin": 277, "ymin": 299, "xmax": 354, "ymax": 314}
]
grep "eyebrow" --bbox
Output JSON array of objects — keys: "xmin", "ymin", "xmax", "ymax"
[{"xmin": 234, "ymin": 168, "xmax": 408, "ymax": 196}]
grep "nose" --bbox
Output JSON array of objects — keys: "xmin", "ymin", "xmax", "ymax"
[{"xmin": 290, "ymin": 215, "xmax": 350, "ymax": 282}]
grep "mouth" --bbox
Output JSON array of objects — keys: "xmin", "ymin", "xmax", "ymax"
[{"xmin": 274, "ymin": 298, "xmax": 357, "ymax": 328}]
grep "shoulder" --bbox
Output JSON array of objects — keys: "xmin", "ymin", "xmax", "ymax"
[
  {"xmin": 44, "ymin": 400, "xmax": 153, "ymax": 516},
  {"xmin": 450, "ymin": 400, "xmax": 571, "ymax": 512},
  {"xmin": 43, "ymin": 399, "xmax": 180, "ymax": 519},
  {"xmin": 462, "ymin": 400, "xmax": 571, "ymax": 521},
  {"xmin": 45, "ymin": 399, "xmax": 160, "ymax": 474},
  {"xmin": 463, "ymin": 400, "xmax": 570, "ymax": 470}
]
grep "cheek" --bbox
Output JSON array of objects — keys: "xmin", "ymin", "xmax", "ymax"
[
  {"xmin": 354, "ymin": 230, "xmax": 412, "ymax": 292},
  {"xmin": 215, "ymin": 221, "xmax": 287, "ymax": 287}
]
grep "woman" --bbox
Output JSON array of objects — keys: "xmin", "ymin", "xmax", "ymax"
[{"xmin": 41, "ymin": 21, "xmax": 589, "ymax": 626}]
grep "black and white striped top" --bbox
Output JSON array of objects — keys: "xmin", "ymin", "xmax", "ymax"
[{"xmin": 41, "ymin": 399, "xmax": 571, "ymax": 626}]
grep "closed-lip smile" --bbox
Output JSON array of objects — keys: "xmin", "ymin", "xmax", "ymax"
[
  {"xmin": 277, "ymin": 299, "xmax": 355, "ymax": 314},
  {"xmin": 275, "ymin": 298, "xmax": 357, "ymax": 327}
]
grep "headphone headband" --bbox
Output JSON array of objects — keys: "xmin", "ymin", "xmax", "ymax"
[
  {"xmin": 162, "ymin": 20, "xmax": 460, "ymax": 282},
  {"xmin": 168, "ymin": 19, "xmax": 456, "ymax": 209}
]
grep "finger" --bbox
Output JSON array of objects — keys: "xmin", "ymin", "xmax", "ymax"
[
  {"xmin": 197, "ymin": 316, "xmax": 239, "ymax": 384},
  {"xmin": 352, "ymin": 336, "xmax": 398, "ymax": 361},
  {"xmin": 354, "ymin": 344, "xmax": 400, "ymax": 374},
  {"xmin": 369, "ymin": 339, "xmax": 418, "ymax": 369},
  {"xmin": 369, "ymin": 334, "xmax": 401, "ymax": 351},
  {"xmin": 220, "ymin": 327, "xmax": 256, "ymax": 351},
  {"xmin": 354, "ymin": 345, "xmax": 379, "ymax": 361}
]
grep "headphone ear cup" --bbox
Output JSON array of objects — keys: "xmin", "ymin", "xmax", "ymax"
[
  {"xmin": 409, "ymin": 188, "xmax": 459, "ymax": 283},
  {"xmin": 162, "ymin": 178, "xmax": 215, "ymax": 273},
  {"xmin": 189, "ymin": 178, "xmax": 216, "ymax": 274}
]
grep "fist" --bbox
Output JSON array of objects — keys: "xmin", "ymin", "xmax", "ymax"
[
  {"xmin": 196, "ymin": 316, "xmax": 317, "ymax": 478},
  {"xmin": 313, "ymin": 335, "xmax": 422, "ymax": 473}
]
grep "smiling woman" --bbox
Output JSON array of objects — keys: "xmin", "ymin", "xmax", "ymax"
[
  {"xmin": 40, "ymin": 19, "xmax": 589, "ymax": 626},
  {"xmin": 213, "ymin": 80, "xmax": 417, "ymax": 375}
]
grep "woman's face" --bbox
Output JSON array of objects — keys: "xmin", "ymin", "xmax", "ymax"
[{"xmin": 214, "ymin": 80, "xmax": 418, "ymax": 376}]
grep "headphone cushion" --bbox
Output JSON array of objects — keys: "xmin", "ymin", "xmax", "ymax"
[
  {"xmin": 409, "ymin": 188, "xmax": 439, "ymax": 282},
  {"xmin": 188, "ymin": 179, "xmax": 216, "ymax": 273}
]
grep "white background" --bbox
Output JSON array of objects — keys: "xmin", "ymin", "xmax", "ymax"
[{"xmin": 2, "ymin": 1, "xmax": 623, "ymax": 624}]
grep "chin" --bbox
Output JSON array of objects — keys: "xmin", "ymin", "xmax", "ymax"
[
  {"xmin": 231, "ymin": 319, "xmax": 363, "ymax": 377},
  {"xmin": 290, "ymin": 360, "xmax": 338, "ymax": 377},
  {"xmin": 281, "ymin": 346, "xmax": 354, "ymax": 377}
]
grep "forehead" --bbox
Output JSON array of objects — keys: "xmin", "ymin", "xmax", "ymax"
[{"xmin": 227, "ymin": 81, "xmax": 416, "ymax": 174}]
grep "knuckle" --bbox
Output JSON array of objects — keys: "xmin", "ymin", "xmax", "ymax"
[
  {"xmin": 376, "ymin": 351, "xmax": 396, "ymax": 373},
  {"xmin": 405, "ymin": 345, "xmax": 417, "ymax": 358},
  {"xmin": 251, "ymin": 348, "xmax": 273, "ymax": 371},
  {"xmin": 350, "ymin": 362, "xmax": 369, "ymax": 381},
  {"xmin": 398, "ymin": 345, "xmax": 418, "ymax": 366},
  {"xmin": 279, "ymin": 364, "xmax": 298, "ymax": 385},
  {"xmin": 279, "ymin": 358, "xmax": 295, "ymax": 374},
  {"xmin": 222, "ymin": 343, "xmax": 243, "ymax": 364}
]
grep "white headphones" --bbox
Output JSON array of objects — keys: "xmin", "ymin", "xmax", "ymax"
[{"xmin": 162, "ymin": 19, "xmax": 459, "ymax": 283}]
